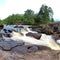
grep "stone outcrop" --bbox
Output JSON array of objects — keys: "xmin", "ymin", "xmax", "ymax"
[
  {"xmin": 0, "ymin": 47, "xmax": 60, "ymax": 60},
  {"xmin": 30, "ymin": 23, "xmax": 60, "ymax": 40},
  {"xmin": 31, "ymin": 25, "xmax": 53, "ymax": 35},
  {"xmin": 0, "ymin": 38, "xmax": 60, "ymax": 60}
]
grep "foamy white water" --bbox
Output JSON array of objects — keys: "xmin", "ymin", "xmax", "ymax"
[
  {"xmin": 8, "ymin": 31, "xmax": 60, "ymax": 50},
  {"xmin": 56, "ymin": 40, "xmax": 60, "ymax": 44},
  {"xmin": 1, "ymin": 26, "xmax": 60, "ymax": 50}
]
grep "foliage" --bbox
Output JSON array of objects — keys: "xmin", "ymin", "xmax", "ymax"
[
  {"xmin": 3, "ymin": 14, "xmax": 24, "ymax": 25},
  {"xmin": 35, "ymin": 4, "xmax": 54, "ymax": 24},
  {"xmin": 24, "ymin": 9, "xmax": 35, "ymax": 24},
  {"xmin": 0, "ymin": 20, "xmax": 3, "ymax": 24},
  {"xmin": 1, "ymin": 4, "xmax": 54, "ymax": 25}
]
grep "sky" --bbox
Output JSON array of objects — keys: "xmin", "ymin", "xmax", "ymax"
[{"xmin": 0, "ymin": 0, "xmax": 60, "ymax": 21}]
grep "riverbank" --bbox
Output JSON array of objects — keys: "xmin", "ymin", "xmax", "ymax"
[{"xmin": 0, "ymin": 37, "xmax": 60, "ymax": 60}]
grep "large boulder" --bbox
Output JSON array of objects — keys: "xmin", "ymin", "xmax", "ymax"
[{"xmin": 26, "ymin": 32, "xmax": 41, "ymax": 39}]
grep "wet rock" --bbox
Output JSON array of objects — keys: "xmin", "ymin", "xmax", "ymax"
[
  {"xmin": 12, "ymin": 46, "xmax": 28, "ymax": 54},
  {"xmin": 14, "ymin": 25, "xmax": 24, "ymax": 28},
  {"xmin": 38, "ymin": 46, "xmax": 51, "ymax": 50},
  {"xmin": 3, "ymin": 34, "xmax": 12, "ymax": 37},
  {"xmin": 0, "ymin": 33, "xmax": 3, "ymax": 37},
  {"xmin": 32, "ymin": 26, "xmax": 53, "ymax": 35},
  {"xmin": 28, "ymin": 46, "xmax": 38, "ymax": 51},
  {"xmin": 0, "ymin": 46, "xmax": 60, "ymax": 60},
  {"xmin": 31, "ymin": 26, "xmax": 43, "ymax": 33},
  {"xmin": 52, "ymin": 33, "xmax": 60, "ymax": 40},
  {"xmin": 53, "ymin": 26, "xmax": 58, "ymax": 32},
  {"xmin": 26, "ymin": 32, "xmax": 41, "ymax": 39},
  {"xmin": 0, "ymin": 40, "xmax": 24, "ymax": 51},
  {"xmin": 0, "ymin": 24, "xmax": 3, "ymax": 29}
]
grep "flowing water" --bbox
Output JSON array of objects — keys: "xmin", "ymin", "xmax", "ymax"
[{"xmin": 0, "ymin": 25, "xmax": 60, "ymax": 50}]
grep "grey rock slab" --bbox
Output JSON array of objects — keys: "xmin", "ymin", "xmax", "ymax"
[
  {"xmin": 12, "ymin": 46, "xmax": 28, "ymax": 54},
  {"xmin": 28, "ymin": 46, "xmax": 38, "ymax": 51},
  {"xmin": 0, "ymin": 40, "xmax": 24, "ymax": 51}
]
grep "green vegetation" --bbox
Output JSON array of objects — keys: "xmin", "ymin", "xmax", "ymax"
[
  {"xmin": 24, "ymin": 9, "xmax": 35, "ymax": 24},
  {"xmin": 3, "ymin": 14, "xmax": 24, "ymax": 25},
  {"xmin": 0, "ymin": 4, "xmax": 54, "ymax": 25},
  {"xmin": 36, "ymin": 5, "xmax": 54, "ymax": 24}
]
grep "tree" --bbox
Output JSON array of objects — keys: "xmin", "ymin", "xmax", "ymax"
[
  {"xmin": 36, "ymin": 4, "xmax": 54, "ymax": 24},
  {"xmin": 0, "ymin": 19, "xmax": 3, "ymax": 24},
  {"xmin": 3, "ymin": 14, "xmax": 24, "ymax": 25},
  {"xmin": 24, "ymin": 9, "xmax": 35, "ymax": 24}
]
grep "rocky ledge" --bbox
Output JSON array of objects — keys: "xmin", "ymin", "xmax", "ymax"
[{"xmin": 0, "ymin": 38, "xmax": 60, "ymax": 60}]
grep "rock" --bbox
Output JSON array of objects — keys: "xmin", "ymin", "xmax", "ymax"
[
  {"xmin": 26, "ymin": 32, "xmax": 41, "ymax": 39},
  {"xmin": 0, "ymin": 50, "xmax": 24, "ymax": 60},
  {"xmin": 32, "ymin": 26, "xmax": 53, "ymax": 35},
  {"xmin": 31, "ymin": 26, "xmax": 43, "ymax": 33},
  {"xmin": 27, "ymin": 46, "xmax": 38, "ymax": 51},
  {"xmin": 0, "ymin": 24, "xmax": 3, "ymax": 29},
  {"xmin": 3, "ymin": 34, "xmax": 12, "ymax": 37},
  {"xmin": 24, "ymin": 50, "xmax": 60, "ymax": 60},
  {"xmin": 0, "ymin": 40, "xmax": 24, "ymax": 51},
  {"xmin": 12, "ymin": 46, "xmax": 28, "ymax": 54},
  {"xmin": 0, "ymin": 46, "xmax": 60, "ymax": 60},
  {"xmin": 0, "ymin": 33, "xmax": 3, "ymax": 37},
  {"xmin": 53, "ymin": 26, "xmax": 58, "ymax": 32},
  {"xmin": 14, "ymin": 25, "xmax": 24, "ymax": 28},
  {"xmin": 52, "ymin": 33, "xmax": 60, "ymax": 40}
]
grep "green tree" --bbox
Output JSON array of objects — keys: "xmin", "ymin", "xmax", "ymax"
[
  {"xmin": 0, "ymin": 19, "xmax": 3, "ymax": 24},
  {"xmin": 36, "ymin": 4, "xmax": 54, "ymax": 24},
  {"xmin": 3, "ymin": 14, "xmax": 24, "ymax": 25},
  {"xmin": 24, "ymin": 9, "xmax": 35, "ymax": 24}
]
